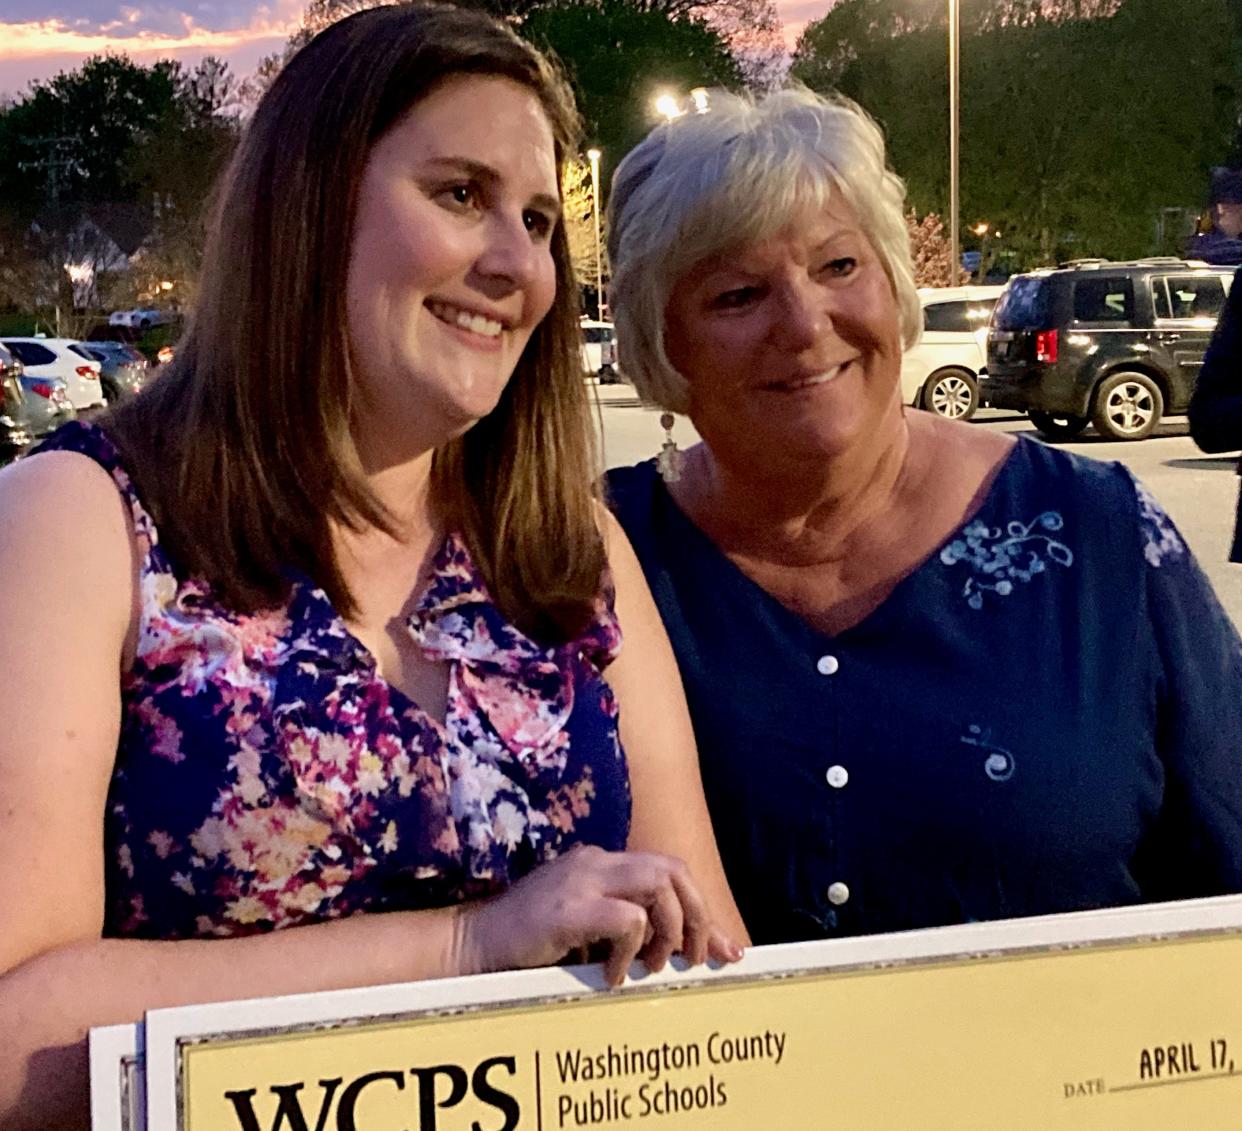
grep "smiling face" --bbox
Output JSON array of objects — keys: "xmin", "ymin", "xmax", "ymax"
[
  {"xmin": 345, "ymin": 73, "xmax": 560, "ymax": 458},
  {"xmin": 663, "ymin": 196, "xmax": 906, "ymax": 469}
]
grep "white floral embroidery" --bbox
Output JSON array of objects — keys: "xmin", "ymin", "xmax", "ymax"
[
  {"xmin": 940, "ymin": 514, "xmax": 1074, "ymax": 609},
  {"xmin": 960, "ymin": 724, "xmax": 1016, "ymax": 782},
  {"xmin": 1132, "ymin": 477, "xmax": 1186, "ymax": 567}
]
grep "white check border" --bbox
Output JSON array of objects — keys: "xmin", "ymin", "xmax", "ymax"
[{"xmin": 139, "ymin": 893, "xmax": 1242, "ymax": 1130}]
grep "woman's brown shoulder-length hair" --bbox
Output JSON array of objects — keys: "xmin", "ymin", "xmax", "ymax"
[{"xmin": 105, "ymin": 2, "xmax": 604, "ymax": 644}]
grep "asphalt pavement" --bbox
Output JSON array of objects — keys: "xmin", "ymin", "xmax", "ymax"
[{"xmin": 590, "ymin": 385, "xmax": 1242, "ymax": 629}]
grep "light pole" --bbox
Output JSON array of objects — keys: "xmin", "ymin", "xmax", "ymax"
[
  {"xmin": 948, "ymin": 0, "xmax": 961, "ymax": 284},
  {"xmin": 587, "ymin": 147, "xmax": 604, "ymax": 320}
]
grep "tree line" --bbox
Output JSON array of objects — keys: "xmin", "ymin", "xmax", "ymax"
[
  {"xmin": 2, "ymin": 0, "xmax": 1237, "ymax": 332},
  {"xmin": 0, "ymin": 0, "xmax": 782, "ymax": 332},
  {"xmin": 792, "ymin": 0, "xmax": 1242, "ymax": 268}
]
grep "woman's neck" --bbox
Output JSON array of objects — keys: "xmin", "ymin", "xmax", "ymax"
[{"xmin": 671, "ymin": 413, "xmax": 922, "ymax": 569}]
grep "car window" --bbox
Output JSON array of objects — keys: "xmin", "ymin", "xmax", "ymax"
[
  {"xmin": 68, "ymin": 343, "xmax": 95, "ymax": 360},
  {"xmin": 1150, "ymin": 278, "xmax": 1172, "ymax": 320},
  {"xmin": 992, "ymin": 277, "xmax": 1051, "ymax": 330},
  {"xmin": 1072, "ymin": 277, "xmax": 1133, "ymax": 324},
  {"xmin": 923, "ymin": 299, "xmax": 996, "ymax": 333},
  {"xmin": 3, "ymin": 341, "xmax": 57, "ymax": 367},
  {"xmin": 1158, "ymin": 275, "xmax": 1226, "ymax": 320},
  {"xmin": 582, "ymin": 326, "xmax": 614, "ymax": 344}
]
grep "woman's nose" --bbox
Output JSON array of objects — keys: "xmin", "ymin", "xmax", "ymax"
[
  {"xmin": 776, "ymin": 280, "xmax": 829, "ymax": 351},
  {"xmin": 474, "ymin": 212, "xmax": 541, "ymax": 291}
]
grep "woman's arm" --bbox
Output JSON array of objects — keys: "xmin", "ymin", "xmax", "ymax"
[
  {"xmin": 601, "ymin": 508, "xmax": 751, "ymax": 950},
  {"xmin": 1126, "ymin": 470, "xmax": 1242, "ymax": 900},
  {"xmin": 1188, "ymin": 269, "xmax": 1242, "ymax": 454},
  {"xmin": 0, "ymin": 460, "xmax": 726, "ymax": 1130},
  {"xmin": 0, "ymin": 454, "xmax": 467, "ymax": 1128}
]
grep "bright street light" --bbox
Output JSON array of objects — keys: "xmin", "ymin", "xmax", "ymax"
[
  {"xmin": 689, "ymin": 87, "xmax": 710, "ymax": 114},
  {"xmin": 587, "ymin": 147, "xmax": 604, "ymax": 320},
  {"xmin": 653, "ymin": 92, "xmax": 682, "ymax": 122}
]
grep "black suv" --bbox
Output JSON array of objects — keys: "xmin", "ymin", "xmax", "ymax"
[{"xmin": 981, "ymin": 258, "xmax": 1234, "ymax": 440}]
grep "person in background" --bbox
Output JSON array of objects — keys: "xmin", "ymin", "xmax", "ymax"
[
  {"xmin": 0, "ymin": 7, "xmax": 744, "ymax": 1126},
  {"xmin": 1189, "ymin": 265, "xmax": 1242, "ymax": 559},
  {"xmin": 605, "ymin": 85, "xmax": 1242, "ymax": 948},
  {"xmin": 1186, "ymin": 168, "xmax": 1242, "ymax": 266}
]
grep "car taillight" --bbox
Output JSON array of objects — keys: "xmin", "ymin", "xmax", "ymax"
[
  {"xmin": 30, "ymin": 381, "xmax": 54, "ymax": 398},
  {"xmin": 1035, "ymin": 330, "xmax": 1058, "ymax": 364},
  {"xmin": 76, "ymin": 365, "xmax": 99, "ymax": 380}
]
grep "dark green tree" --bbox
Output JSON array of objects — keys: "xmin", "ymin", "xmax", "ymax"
[
  {"xmin": 520, "ymin": 0, "xmax": 743, "ymax": 174},
  {"xmin": 792, "ymin": 0, "xmax": 1239, "ymax": 267},
  {"xmin": 0, "ymin": 55, "xmax": 239, "ymax": 328}
]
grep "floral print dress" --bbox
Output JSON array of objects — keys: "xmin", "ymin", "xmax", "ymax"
[{"xmin": 40, "ymin": 422, "xmax": 630, "ymax": 939}]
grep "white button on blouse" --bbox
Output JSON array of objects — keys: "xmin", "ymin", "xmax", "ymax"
[
  {"xmin": 827, "ymin": 881, "xmax": 850, "ymax": 905},
  {"xmin": 825, "ymin": 764, "xmax": 849, "ymax": 789},
  {"xmin": 816, "ymin": 654, "xmax": 840, "ymax": 676}
]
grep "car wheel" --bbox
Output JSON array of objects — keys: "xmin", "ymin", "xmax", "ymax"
[
  {"xmin": 100, "ymin": 375, "xmax": 122, "ymax": 404},
  {"xmin": 1028, "ymin": 410, "xmax": 1090, "ymax": 442},
  {"xmin": 597, "ymin": 364, "xmax": 619, "ymax": 385},
  {"xmin": 922, "ymin": 368, "xmax": 978, "ymax": 421},
  {"xmin": 1091, "ymin": 371, "xmax": 1163, "ymax": 441}
]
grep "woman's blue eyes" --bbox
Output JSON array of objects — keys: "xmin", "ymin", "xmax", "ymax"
[
  {"xmin": 437, "ymin": 183, "xmax": 554, "ymax": 239},
  {"xmin": 441, "ymin": 183, "xmax": 479, "ymax": 208},
  {"xmin": 523, "ymin": 210, "xmax": 554, "ymax": 238},
  {"xmin": 715, "ymin": 287, "xmax": 761, "ymax": 308},
  {"xmin": 711, "ymin": 258, "xmax": 859, "ymax": 307}
]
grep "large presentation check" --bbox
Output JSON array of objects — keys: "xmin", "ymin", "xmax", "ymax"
[{"xmin": 92, "ymin": 894, "xmax": 1242, "ymax": 1129}]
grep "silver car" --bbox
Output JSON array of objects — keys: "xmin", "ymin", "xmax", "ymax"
[
  {"xmin": 16, "ymin": 372, "xmax": 76, "ymax": 436},
  {"xmin": 0, "ymin": 345, "xmax": 33, "ymax": 463},
  {"xmin": 0, "ymin": 342, "xmax": 75, "ymax": 441},
  {"xmin": 78, "ymin": 341, "xmax": 151, "ymax": 402}
]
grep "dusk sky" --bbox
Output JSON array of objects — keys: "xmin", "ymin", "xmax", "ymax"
[{"xmin": 0, "ymin": 0, "xmax": 835, "ymax": 99}]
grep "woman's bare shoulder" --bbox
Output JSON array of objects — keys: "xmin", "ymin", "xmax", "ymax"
[
  {"xmin": 0, "ymin": 447, "xmax": 130, "ymax": 517},
  {"xmin": 0, "ymin": 449, "xmax": 138, "ymax": 626}
]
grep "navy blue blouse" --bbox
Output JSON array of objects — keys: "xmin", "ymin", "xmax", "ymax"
[{"xmin": 608, "ymin": 437, "xmax": 1242, "ymax": 945}]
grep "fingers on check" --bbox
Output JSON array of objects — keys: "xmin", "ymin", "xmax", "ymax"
[
  {"xmin": 706, "ymin": 924, "xmax": 745, "ymax": 965},
  {"xmin": 604, "ymin": 852, "xmax": 709, "ymax": 969},
  {"xmin": 583, "ymin": 898, "xmax": 650, "ymax": 987}
]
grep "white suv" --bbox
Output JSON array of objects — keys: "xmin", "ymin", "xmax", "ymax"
[
  {"xmin": 109, "ymin": 308, "xmax": 172, "ymax": 329},
  {"xmin": 900, "ymin": 285, "xmax": 1005, "ymax": 420},
  {"xmin": 1, "ymin": 338, "xmax": 105, "ymax": 411}
]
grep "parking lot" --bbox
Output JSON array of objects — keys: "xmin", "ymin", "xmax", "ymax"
[{"xmin": 592, "ymin": 387, "xmax": 1242, "ymax": 629}]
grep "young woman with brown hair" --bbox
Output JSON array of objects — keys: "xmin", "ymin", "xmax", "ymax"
[{"xmin": 0, "ymin": 6, "xmax": 744, "ymax": 1125}]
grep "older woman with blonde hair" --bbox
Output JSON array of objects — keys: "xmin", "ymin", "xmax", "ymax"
[{"xmin": 606, "ymin": 85, "xmax": 1242, "ymax": 946}]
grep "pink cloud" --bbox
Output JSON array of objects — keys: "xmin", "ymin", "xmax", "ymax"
[
  {"xmin": 0, "ymin": 0, "xmax": 841, "ymax": 97},
  {"xmin": 776, "ymin": 0, "xmax": 838, "ymax": 49},
  {"xmin": 0, "ymin": 1, "xmax": 301, "ymax": 96}
]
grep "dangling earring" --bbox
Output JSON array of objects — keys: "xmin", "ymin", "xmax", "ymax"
[{"xmin": 656, "ymin": 412, "xmax": 684, "ymax": 483}]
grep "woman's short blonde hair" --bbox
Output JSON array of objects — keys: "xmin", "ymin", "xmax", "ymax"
[{"xmin": 607, "ymin": 86, "xmax": 922, "ymax": 413}]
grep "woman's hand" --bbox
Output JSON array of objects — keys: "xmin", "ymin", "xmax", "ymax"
[{"xmin": 457, "ymin": 845, "xmax": 745, "ymax": 987}]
